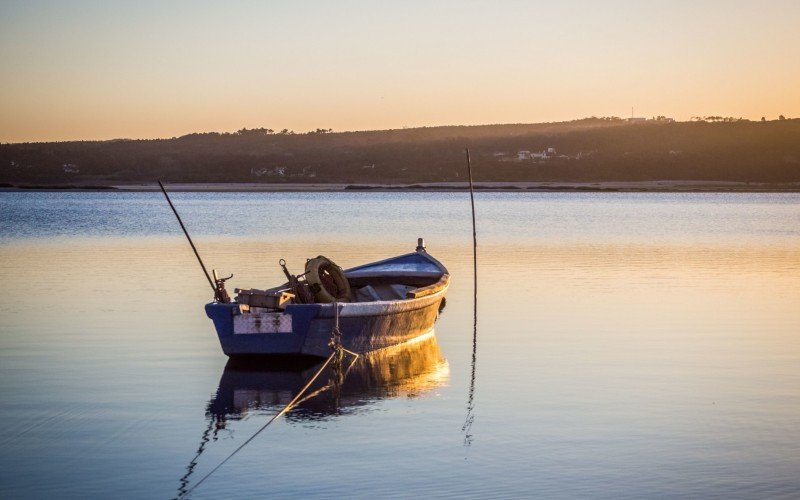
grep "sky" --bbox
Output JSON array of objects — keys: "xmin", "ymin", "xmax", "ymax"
[{"xmin": 1, "ymin": 0, "xmax": 799, "ymax": 142}]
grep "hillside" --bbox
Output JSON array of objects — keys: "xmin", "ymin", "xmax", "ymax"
[{"xmin": 2, "ymin": 118, "xmax": 799, "ymax": 186}]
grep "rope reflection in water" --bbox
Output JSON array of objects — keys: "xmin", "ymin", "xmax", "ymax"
[{"xmin": 177, "ymin": 332, "xmax": 448, "ymax": 497}]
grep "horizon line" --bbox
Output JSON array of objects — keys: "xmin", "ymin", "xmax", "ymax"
[{"xmin": 3, "ymin": 115, "xmax": 795, "ymax": 145}]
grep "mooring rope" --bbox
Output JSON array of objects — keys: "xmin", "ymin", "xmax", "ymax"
[
  {"xmin": 328, "ymin": 303, "xmax": 361, "ymax": 359},
  {"xmin": 292, "ymin": 353, "xmax": 361, "ymax": 407},
  {"xmin": 177, "ymin": 351, "xmax": 338, "ymax": 499},
  {"xmin": 179, "ymin": 303, "xmax": 360, "ymax": 498}
]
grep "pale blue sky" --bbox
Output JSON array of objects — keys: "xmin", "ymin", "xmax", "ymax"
[{"xmin": 1, "ymin": 0, "xmax": 798, "ymax": 141}]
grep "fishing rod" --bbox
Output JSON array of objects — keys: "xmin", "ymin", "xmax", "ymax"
[{"xmin": 158, "ymin": 180, "xmax": 230, "ymax": 302}]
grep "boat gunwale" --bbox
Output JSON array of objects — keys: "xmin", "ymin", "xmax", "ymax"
[{"xmin": 287, "ymin": 278, "xmax": 448, "ymax": 318}]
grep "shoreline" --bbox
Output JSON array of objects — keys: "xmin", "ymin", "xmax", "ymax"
[{"xmin": 1, "ymin": 181, "xmax": 800, "ymax": 193}]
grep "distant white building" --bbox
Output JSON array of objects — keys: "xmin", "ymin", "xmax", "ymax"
[
  {"xmin": 530, "ymin": 148, "xmax": 556, "ymax": 160},
  {"xmin": 62, "ymin": 163, "xmax": 79, "ymax": 174},
  {"xmin": 513, "ymin": 147, "xmax": 559, "ymax": 162},
  {"xmin": 252, "ymin": 166, "xmax": 286, "ymax": 177}
]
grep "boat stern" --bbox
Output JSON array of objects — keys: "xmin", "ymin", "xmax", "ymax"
[{"xmin": 205, "ymin": 302, "xmax": 311, "ymax": 357}]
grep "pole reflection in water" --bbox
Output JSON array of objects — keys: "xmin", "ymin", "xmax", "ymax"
[
  {"xmin": 462, "ymin": 315, "xmax": 478, "ymax": 448},
  {"xmin": 177, "ymin": 332, "xmax": 448, "ymax": 495}
]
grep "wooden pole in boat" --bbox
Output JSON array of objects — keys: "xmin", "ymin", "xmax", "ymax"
[{"xmin": 157, "ymin": 180, "xmax": 217, "ymax": 295}]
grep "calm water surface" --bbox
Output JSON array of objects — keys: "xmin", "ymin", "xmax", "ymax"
[{"xmin": 1, "ymin": 192, "xmax": 799, "ymax": 499}]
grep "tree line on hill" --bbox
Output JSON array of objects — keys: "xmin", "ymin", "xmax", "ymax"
[{"xmin": 1, "ymin": 117, "xmax": 799, "ymax": 186}]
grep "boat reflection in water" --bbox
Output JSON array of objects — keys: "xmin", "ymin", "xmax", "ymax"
[
  {"xmin": 208, "ymin": 330, "xmax": 448, "ymax": 427},
  {"xmin": 177, "ymin": 332, "xmax": 448, "ymax": 497},
  {"xmin": 177, "ymin": 330, "xmax": 450, "ymax": 498}
]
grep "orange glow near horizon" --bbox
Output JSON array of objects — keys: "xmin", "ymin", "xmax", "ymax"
[{"xmin": 1, "ymin": 1, "xmax": 799, "ymax": 142}]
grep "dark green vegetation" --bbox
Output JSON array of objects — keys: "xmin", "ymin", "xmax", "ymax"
[{"xmin": 2, "ymin": 118, "xmax": 799, "ymax": 185}]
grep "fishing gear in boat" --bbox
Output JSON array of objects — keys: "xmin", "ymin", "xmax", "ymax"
[
  {"xmin": 305, "ymin": 256, "xmax": 351, "ymax": 303},
  {"xmin": 158, "ymin": 180, "xmax": 231, "ymax": 303},
  {"xmin": 212, "ymin": 269, "xmax": 233, "ymax": 304},
  {"xmin": 279, "ymin": 258, "xmax": 315, "ymax": 304},
  {"xmin": 276, "ymin": 256, "xmax": 351, "ymax": 304}
]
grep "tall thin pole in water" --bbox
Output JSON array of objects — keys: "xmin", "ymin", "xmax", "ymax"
[
  {"xmin": 463, "ymin": 148, "xmax": 478, "ymax": 446},
  {"xmin": 466, "ymin": 148, "xmax": 477, "ymax": 299},
  {"xmin": 158, "ymin": 180, "xmax": 216, "ymax": 294}
]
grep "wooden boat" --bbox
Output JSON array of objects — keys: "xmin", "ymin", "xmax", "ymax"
[{"xmin": 205, "ymin": 239, "xmax": 449, "ymax": 359}]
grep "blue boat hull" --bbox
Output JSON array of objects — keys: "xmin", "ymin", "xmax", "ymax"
[{"xmin": 206, "ymin": 290, "xmax": 445, "ymax": 358}]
